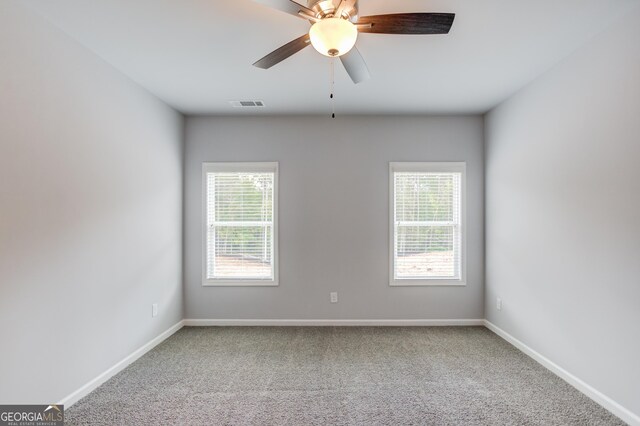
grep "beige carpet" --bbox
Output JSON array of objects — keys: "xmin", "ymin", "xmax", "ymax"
[{"xmin": 66, "ymin": 326, "xmax": 623, "ymax": 425}]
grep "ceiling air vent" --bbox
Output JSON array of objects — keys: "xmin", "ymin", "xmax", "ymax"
[{"xmin": 229, "ymin": 100, "xmax": 265, "ymax": 108}]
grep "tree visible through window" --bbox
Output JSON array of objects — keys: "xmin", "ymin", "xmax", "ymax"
[
  {"xmin": 391, "ymin": 163, "xmax": 464, "ymax": 284},
  {"xmin": 203, "ymin": 163, "xmax": 277, "ymax": 285}
]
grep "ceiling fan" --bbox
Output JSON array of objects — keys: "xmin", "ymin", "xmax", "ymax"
[{"xmin": 252, "ymin": 0, "xmax": 455, "ymax": 83}]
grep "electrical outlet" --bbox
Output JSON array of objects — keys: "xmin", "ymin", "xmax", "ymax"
[
  {"xmin": 496, "ymin": 298, "xmax": 502, "ymax": 311},
  {"xmin": 330, "ymin": 292, "xmax": 338, "ymax": 303},
  {"xmin": 152, "ymin": 303, "xmax": 158, "ymax": 317}
]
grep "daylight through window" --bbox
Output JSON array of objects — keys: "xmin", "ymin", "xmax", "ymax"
[
  {"xmin": 391, "ymin": 163, "xmax": 465, "ymax": 284},
  {"xmin": 203, "ymin": 163, "xmax": 277, "ymax": 285}
]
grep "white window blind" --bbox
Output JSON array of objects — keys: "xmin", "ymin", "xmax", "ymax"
[
  {"xmin": 391, "ymin": 163, "xmax": 464, "ymax": 284},
  {"xmin": 203, "ymin": 163, "xmax": 277, "ymax": 285}
]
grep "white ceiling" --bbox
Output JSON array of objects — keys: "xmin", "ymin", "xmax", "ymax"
[{"xmin": 24, "ymin": 0, "xmax": 639, "ymax": 115}]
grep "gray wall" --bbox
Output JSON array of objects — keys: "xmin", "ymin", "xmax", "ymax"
[
  {"xmin": 185, "ymin": 116, "xmax": 484, "ymax": 320},
  {"xmin": 0, "ymin": 3, "xmax": 183, "ymax": 403},
  {"xmin": 485, "ymin": 7, "xmax": 640, "ymax": 418}
]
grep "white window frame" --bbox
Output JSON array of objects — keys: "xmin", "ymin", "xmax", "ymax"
[
  {"xmin": 202, "ymin": 162, "xmax": 279, "ymax": 286},
  {"xmin": 389, "ymin": 162, "xmax": 466, "ymax": 287}
]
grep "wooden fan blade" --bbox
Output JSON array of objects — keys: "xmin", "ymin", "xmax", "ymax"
[
  {"xmin": 357, "ymin": 13, "xmax": 455, "ymax": 34},
  {"xmin": 252, "ymin": 0, "xmax": 316, "ymax": 20},
  {"xmin": 340, "ymin": 46, "xmax": 370, "ymax": 84},
  {"xmin": 253, "ymin": 34, "xmax": 311, "ymax": 69}
]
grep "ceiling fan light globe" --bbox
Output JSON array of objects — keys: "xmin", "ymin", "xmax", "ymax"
[{"xmin": 309, "ymin": 18, "xmax": 358, "ymax": 57}]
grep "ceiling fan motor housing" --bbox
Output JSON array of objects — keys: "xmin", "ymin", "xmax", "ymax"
[{"xmin": 308, "ymin": 0, "xmax": 359, "ymax": 21}]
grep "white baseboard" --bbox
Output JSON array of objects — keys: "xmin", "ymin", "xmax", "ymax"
[
  {"xmin": 58, "ymin": 320, "xmax": 184, "ymax": 408},
  {"xmin": 183, "ymin": 318, "xmax": 484, "ymax": 326},
  {"xmin": 484, "ymin": 320, "xmax": 639, "ymax": 426}
]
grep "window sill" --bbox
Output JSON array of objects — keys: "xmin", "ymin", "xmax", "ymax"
[
  {"xmin": 389, "ymin": 280, "xmax": 466, "ymax": 287},
  {"xmin": 202, "ymin": 280, "xmax": 279, "ymax": 287}
]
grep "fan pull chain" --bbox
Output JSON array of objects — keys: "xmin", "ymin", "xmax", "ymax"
[{"xmin": 330, "ymin": 58, "xmax": 335, "ymax": 118}]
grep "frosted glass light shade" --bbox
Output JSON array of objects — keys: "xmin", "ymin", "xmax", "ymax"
[{"xmin": 309, "ymin": 18, "xmax": 358, "ymax": 57}]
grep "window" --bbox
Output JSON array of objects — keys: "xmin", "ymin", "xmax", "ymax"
[
  {"xmin": 390, "ymin": 162, "xmax": 465, "ymax": 286},
  {"xmin": 202, "ymin": 162, "xmax": 278, "ymax": 286}
]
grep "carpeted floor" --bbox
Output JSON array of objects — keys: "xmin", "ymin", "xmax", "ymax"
[{"xmin": 66, "ymin": 327, "xmax": 623, "ymax": 425}]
